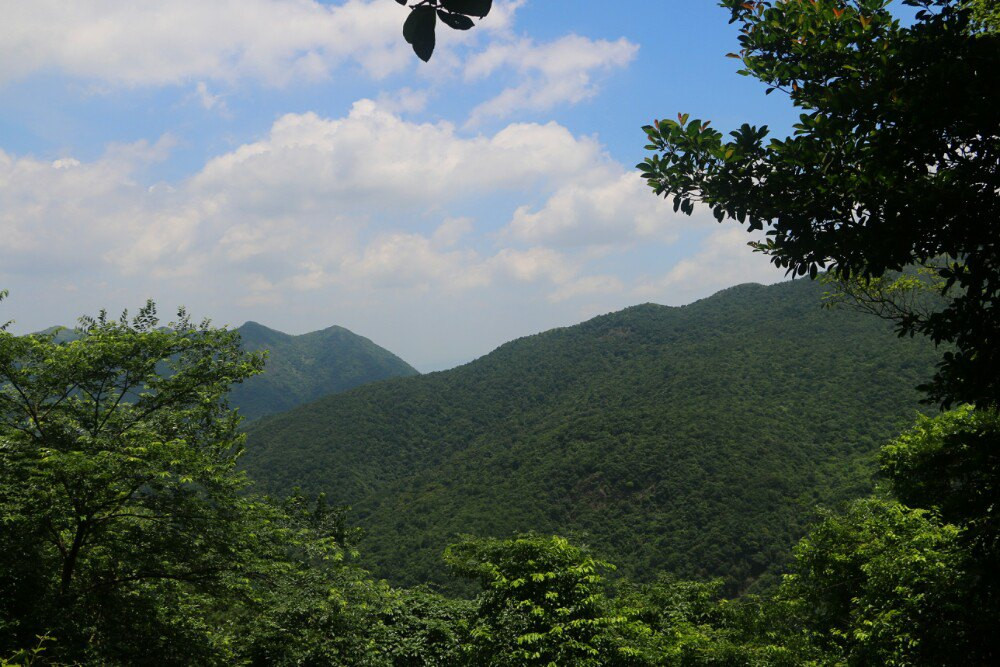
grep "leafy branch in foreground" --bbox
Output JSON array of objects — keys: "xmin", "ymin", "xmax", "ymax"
[
  {"xmin": 639, "ymin": 0, "xmax": 1000, "ymax": 408},
  {"xmin": 0, "ymin": 302, "xmax": 266, "ymax": 662},
  {"xmin": 821, "ymin": 262, "xmax": 950, "ymax": 331},
  {"xmin": 396, "ymin": 0, "xmax": 493, "ymax": 61}
]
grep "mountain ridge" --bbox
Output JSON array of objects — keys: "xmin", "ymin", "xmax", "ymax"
[
  {"xmin": 241, "ymin": 279, "xmax": 941, "ymax": 591},
  {"xmin": 31, "ymin": 320, "xmax": 418, "ymax": 421},
  {"xmin": 229, "ymin": 321, "xmax": 419, "ymax": 420}
]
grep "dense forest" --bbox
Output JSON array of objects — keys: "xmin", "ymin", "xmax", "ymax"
[
  {"xmin": 243, "ymin": 279, "xmax": 939, "ymax": 593},
  {"xmin": 2, "ymin": 0, "xmax": 998, "ymax": 664},
  {"xmin": 1, "ymin": 300, "xmax": 996, "ymax": 664}
]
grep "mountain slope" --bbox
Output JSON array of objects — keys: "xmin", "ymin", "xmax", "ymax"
[
  {"xmin": 243, "ymin": 280, "xmax": 941, "ymax": 591},
  {"xmin": 230, "ymin": 322, "xmax": 419, "ymax": 420}
]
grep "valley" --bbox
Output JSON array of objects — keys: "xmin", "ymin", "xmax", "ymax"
[{"xmin": 243, "ymin": 279, "xmax": 940, "ymax": 592}]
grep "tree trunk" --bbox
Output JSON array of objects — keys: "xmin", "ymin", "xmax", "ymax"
[{"xmin": 59, "ymin": 521, "xmax": 88, "ymax": 597}]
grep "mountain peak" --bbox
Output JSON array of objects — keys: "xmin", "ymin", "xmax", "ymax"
[{"xmin": 231, "ymin": 321, "xmax": 417, "ymax": 420}]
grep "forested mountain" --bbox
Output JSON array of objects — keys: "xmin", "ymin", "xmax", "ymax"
[
  {"xmin": 225, "ymin": 322, "xmax": 418, "ymax": 420},
  {"xmin": 243, "ymin": 279, "xmax": 940, "ymax": 592},
  {"xmin": 35, "ymin": 321, "xmax": 418, "ymax": 421}
]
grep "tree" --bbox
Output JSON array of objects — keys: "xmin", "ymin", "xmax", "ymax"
[
  {"xmin": 606, "ymin": 575, "xmax": 823, "ymax": 666},
  {"xmin": 782, "ymin": 498, "xmax": 967, "ymax": 665},
  {"xmin": 970, "ymin": 0, "xmax": 1000, "ymax": 30},
  {"xmin": 444, "ymin": 534, "xmax": 621, "ymax": 666},
  {"xmin": 638, "ymin": 0, "xmax": 1000, "ymax": 408},
  {"xmin": 235, "ymin": 492, "xmax": 397, "ymax": 666},
  {"xmin": 0, "ymin": 301, "xmax": 267, "ymax": 662},
  {"xmin": 877, "ymin": 406, "xmax": 1000, "ymax": 661}
]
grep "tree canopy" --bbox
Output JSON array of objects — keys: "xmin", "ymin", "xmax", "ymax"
[
  {"xmin": 0, "ymin": 302, "xmax": 269, "ymax": 661},
  {"xmin": 638, "ymin": 0, "xmax": 1000, "ymax": 408}
]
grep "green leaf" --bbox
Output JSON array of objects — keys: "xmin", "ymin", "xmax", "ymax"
[
  {"xmin": 403, "ymin": 6, "xmax": 437, "ymax": 62},
  {"xmin": 441, "ymin": 0, "xmax": 492, "ymax": 18},
  {"xmin": 437, "ymin": 10, "xmax": 475, "ymax": 30}
]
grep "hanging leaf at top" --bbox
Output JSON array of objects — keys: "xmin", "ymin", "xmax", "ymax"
[
  {"xmin": 397, "ymin": 0, "xmax": 492, "ymax": 61},
  {"xmin": 438, "ymin": 10, "xmax": 476, "ymax": 30},
  {"xmin": 442, "ymin": 0, "xmax": 493, "ymax": 18},
  {"xmin": 403, "ymin": 5, "xmax": 437, "ymax": 62}
]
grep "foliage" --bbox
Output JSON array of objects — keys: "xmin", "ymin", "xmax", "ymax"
[
  {"xmin": 877, "ymin": 406, "xmax": 1000, "ymax": 661},
  {"xmin": 5, "ymin": 0, "xmax": 999, "ymax": 661},
  {"xmin": 638, "ymin": 0, "xmax": 1000, "ymax": 408},
  {"xmin": 0, "ymin": 637, "xmax": 50, "ymax": 667},
  {"xmin": 608, "ymin": 576, "xmax": 827, "ymax": 666},
  {"xmin": 445, "ymin": 534, "xmax": 620, "ymax": 666},
  {"xmin": 378, "ymin": 586, "xmax": 475, "ymax": 666},
  {"xmin": 968, "ymin": 0, "xmax": 1000, "ymax": 31},
  {"xmin": 821, "ymin": 264, "xmax": 949, "ymax": 329},
  {"xmin": 395, "ymin": 0, "xmax": 493, "ymax": 61},
  {"xmin": 231, "ymin": 321, "xmax": 417, "ymax": 421},
  {"xmin": 244, "ymin": 279, "xmax": 939, "ymax": 592},
  {"xmin": 782, "ymin": 497, "xmax": 967, "ymax": 665},
  {"xmin": 880, "ymin": 406, "xmax": 1000, "ymax": 527},
  {"xmin": 0, "ymin": 304, "xmax": 434, "ymax": 665},
  {"xmin": 0, "ymin": 293, "xmax": 992, "ymax": 664},
  {"xmin": 233, "ymin": 493, "xmax": 395, "ymax": 666},
  {"xmin": 0, "ymin": 302, "xmax": 267, "ymax": 662}
]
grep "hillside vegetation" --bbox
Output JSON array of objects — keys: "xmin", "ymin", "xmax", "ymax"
[
  {"xmin": 228, "ymin": 321, "xmax": 418, "ymax": 420},
  {"xmin": 244, "ymin": 279, "xmax": 940, "ymax": 591}
]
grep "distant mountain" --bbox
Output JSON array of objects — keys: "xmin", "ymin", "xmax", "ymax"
[
  {"xmin": 241, "ymin": 281, "xmax": 941, "ymax": 592},
  {"xmin": 34, "ymin": 322, "xmax": 418, "ymax": 421},
  {"xmin": 230, "ymin": 322, "xmax": 419, "ymax": 421}
]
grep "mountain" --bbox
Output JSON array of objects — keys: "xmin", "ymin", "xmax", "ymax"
[
  {"xmin": 230, "ymin": 322, "xmax": 419, "ymax": 420},
  {"xmin": 34, "ymin": 322, "xmax": 418, "ymax": 421},
  {"xmin": 242, "ymin": 280, "xmax": 941, "ymax": 592}
]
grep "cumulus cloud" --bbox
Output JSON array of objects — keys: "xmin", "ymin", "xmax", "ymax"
[
  {"xmin": 548, "ymin": 275, "xmax": 625, "ymax": 302},
  {"xmin": 6, "ymin": 98, "xmax": 764, "ymax": 322},
  {"xmin": 2, "ymin": 99, "xmax": 754, "ymax": 321},
  {"xmin": 504, "ymin": 172, "xmax": 707, "ymax": 248},
  {"xmin": 465, "ymin": 34, "xmax": 638, "ymax": 123},
  {"xmin": 634, "ymin": 227, "xmax": 786, "ymax": 304},
  {"xmin": 0, "ymin": 0, "xmax": 528, "ymax": 87},
  {"xmin": 191, "ymin": 100, "xmax": 606, "ymax": 214},
  {"xmin": 0, "ymin": 98, "xmax": 780, "ymax": 365},
  {"xmin": 0, "ymin": 101, "xmax": 627, "ymax": 301},
  {"xmin": 193, "ymin": 82, "xmax": 228, "ymax": 113}
]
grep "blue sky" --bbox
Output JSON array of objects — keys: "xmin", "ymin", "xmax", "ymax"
[{"xmin": 0, "ymin": 0, "xmax": 807, "ymax": 370}]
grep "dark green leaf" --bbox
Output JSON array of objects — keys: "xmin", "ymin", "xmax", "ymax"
[
  {"xmin": 441, "ymin": 0, "xmax": 492, "ymax": 19},
  {"xmin": 403, "ymin": 6, "xmax": 437, "ymax": 62},
  {"xmin": 438, "ymin": 10, "xmax": 475, "ymax": 30}
]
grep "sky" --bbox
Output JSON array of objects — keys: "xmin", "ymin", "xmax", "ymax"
[{"xmin": 0, "ymin": 0, "xmax": 804, "ymax": 371}]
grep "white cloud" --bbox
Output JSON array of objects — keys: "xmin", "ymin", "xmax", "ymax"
[
  {"xmin": 0, "ymin": 0, "xmax": 529, "ymax": 87},
  {"xmin": 0, "ymin": 101, "xmax": 621, "ymax": 299},
  {"xmin": 375, "ymin": 86, "xmax": 432, "ymax": 114},
  {"xmin": 548, "ymin": 275, "xmax": 624, "ymax": 302},
  {"xmin": 465, "ymin": 34, "xmax": 638, "ymax": 123},
  {"xmin": 634, "ymin": 227, "xmax": 786, "ymax": 304},
  {"xmin": 505, "ymin": 172, "xmax": 706, "ymax": 248},
  {"xmin": 433, "ymin": 217, "xmax": 474, "ymax": 247},
  {"xmin": 191, "ymin": 100, "xmax": 608, "ymax": 219},
  {"xmin": 488, "ymin": 247, "xmax": 577, "ymax": 284},
  {"xmin": 194, "ymin": 82, "xmax": 227, "ymax": 113},
  {"xmin": 338, "ymin": 232, "xmax": 488, "ymax": 290},
  {"xmin": 0, "ymin": 98, "xmax": 770, "ymax": 366},
  {"xmin": 0, "ymin": 141, "xmax": 166, "ymax": 274}
]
